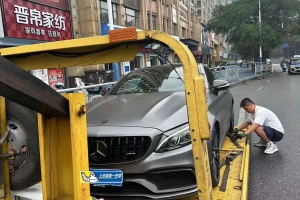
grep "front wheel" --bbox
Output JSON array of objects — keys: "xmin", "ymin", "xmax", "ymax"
[
  {"xmin": 6, "ymin": 100, "xmax": 41, "ymax": 190},
  {"xmin": 210, "ymin": 128, "xmax": 220, "ymax": 187}
]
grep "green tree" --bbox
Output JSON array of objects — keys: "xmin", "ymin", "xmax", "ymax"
[{"xmin": 206, "ymin": 0, "xmax": 300, "ymax": 61}]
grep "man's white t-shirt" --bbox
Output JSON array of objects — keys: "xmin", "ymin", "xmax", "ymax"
[{"xmin": 246, "ymin": 106, "xmax": 284, "ymax": 134}]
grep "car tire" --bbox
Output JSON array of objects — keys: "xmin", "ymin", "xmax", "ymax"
[
  {"xmin": 210, "ymin": 127, "xmax": 220, "ymax": 187},
  {"xmin": 228, "ymin": 106, "xmax": 234, "ymax": 133},
  {"xmin": 6, "ymin": 100, "xmax": 41, "ymax": 190}
]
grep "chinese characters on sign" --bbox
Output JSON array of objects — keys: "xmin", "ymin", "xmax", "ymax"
[
  {"xmin": 3, "ymin": 0, "xmax": 72, "ymax": 41},
  {"xmin": 14, "ymin": 5, "xmax": 65, "ymax": 38}
]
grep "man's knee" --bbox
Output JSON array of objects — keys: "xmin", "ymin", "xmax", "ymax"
[{"xmin": 255, "ymin": 126, "xmax": 264, "ymax": 133}]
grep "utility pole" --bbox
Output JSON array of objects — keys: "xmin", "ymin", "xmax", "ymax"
[
  {"xmin": 108, "ymin": 0, "xmax": 119, "ymax": 81},
  {"xmin": 259, "ymin": 0, "xmax": 262, "ymax": 74}
]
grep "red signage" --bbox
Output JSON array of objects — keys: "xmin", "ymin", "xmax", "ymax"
[
  {"xmin": 28, "ymin": 0, "xmax": 69, "ymax": 11},
  {"xmin": 48, "ymin": 68, "xmax": 65, "ymax": 89},
  {"xmin": 2, "ymin": 0, "xmax": 72, "ymax": 41}
]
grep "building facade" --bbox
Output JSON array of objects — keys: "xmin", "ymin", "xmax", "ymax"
[
  {"xmin": 0, "ymin": 0, "xmax": 229, "ymax": 87},
  {"xmin": 68, "ymin": 0, "xmax": 208, "ymax": 84}
]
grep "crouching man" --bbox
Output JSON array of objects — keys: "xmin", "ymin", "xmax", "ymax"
[{"xmin": 234, "ymin": 98, "xmax": 284, "ymax": 154}]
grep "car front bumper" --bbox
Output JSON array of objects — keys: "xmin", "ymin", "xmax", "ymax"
[
  {"xmin": 290, "ymin": 66, "xmax": 300, "ymax": 73},
  {"xmin": 90, "ymin": 143, "xmax": 197, "ymax": 199}
]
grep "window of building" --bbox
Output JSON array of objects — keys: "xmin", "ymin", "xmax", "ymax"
[
  {"xmin": 150, "ymin": 56, "xmax": 158, "ymax": 66},
  {"xmin": 100, "ymin": 1, "xmax": 118, "ymax": 24},
  {"xmin": 182, "ymin": 27, "xmax": 186, "ymax": 38},
  {"xmin": 197, "ymin": 10, "xmax": 201, "ymax": 16},
  {"xmin": 124, "ymin": 7, "xmax": 139, "ymax": 28},
  {"xmin": 152, "ymin": 15, "xmax": 156, "ymax": 29},
  {"xmin": 147, "ymin": 13, "xmax": 151, "ymax": 30},
  {"xmin": 173, "ymin": 23, "xmax": 177, "ymax": 35}
]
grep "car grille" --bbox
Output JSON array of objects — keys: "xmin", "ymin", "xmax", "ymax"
[{"xmin": 89, "ymin": 136, "xmax": 151, "ymax": 164}]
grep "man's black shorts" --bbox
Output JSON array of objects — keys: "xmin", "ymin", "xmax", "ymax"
[{"xmin": 263, "ymin": 126, "xmax": 284, "ymax": 142}]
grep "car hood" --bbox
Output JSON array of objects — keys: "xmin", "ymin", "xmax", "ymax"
[
  {"xmin": 87, "ymin": 92, "xmax": 188, "ymax": 131},
  {"xmin": 291, "ymin": 63, "xmax": 300, "ymax": 66}
]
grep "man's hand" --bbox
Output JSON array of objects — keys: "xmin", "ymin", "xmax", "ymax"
[
  {"xmin": 231, "ymin": 128, "xmax": 239, "ymax": 134},
  {"xmin": 236, "ymin": 132, "xmax": 247, "ymax": 139}
]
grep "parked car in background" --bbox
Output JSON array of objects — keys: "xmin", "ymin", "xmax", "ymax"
[
  {"xmin": 87, "ymin": 63, "xmax": 234, "ymax": 199},
  {"xmin": 288, "ymin": 57, "xmax": 300, "ymax": 74},
  {"xmin": 225, "ymin": 60, "xmax": 237, "ymax": 66}
]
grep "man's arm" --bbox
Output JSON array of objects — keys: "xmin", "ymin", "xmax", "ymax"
[
  {"xmin": 244, "ymin": 123, "xmax": 260, "ymax": 135},
  {"xmin": 237, "ymin": 121, "xmax": 251, "ymax": 131}
]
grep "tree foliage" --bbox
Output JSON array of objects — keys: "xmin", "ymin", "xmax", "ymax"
[{"xmin": 206, "ymin": 0, "xmax": 300, "ymax": 60}]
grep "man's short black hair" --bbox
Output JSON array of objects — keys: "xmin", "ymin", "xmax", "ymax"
[{"xmin": 240, "ymin": 98, "xmax": 255, "ymax": 108}]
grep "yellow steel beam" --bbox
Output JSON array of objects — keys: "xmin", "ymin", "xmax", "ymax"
[
  {"xmin": 0, "ymin": 97, "xmax": 10, "ymax": 200},
  {"xmin": 0, "ymin": 29, "xmax": 212, "ymax": 199},
  {"xmin": 38, "ymin": 93, "xmax": 91, "ymax": 200}
]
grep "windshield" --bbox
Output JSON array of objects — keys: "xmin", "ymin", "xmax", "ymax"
[
  {"xmin": 109, "ymin": 64, "xmax": 185, "ymax": 95},
  {"xmin": 291, "ymin": 59, "xmax": 300, "ymax": 64}
]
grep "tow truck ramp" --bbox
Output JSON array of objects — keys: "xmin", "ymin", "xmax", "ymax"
[{"xmin": 10, "ymin": 135, "xmax": 250, "ymax": 200}]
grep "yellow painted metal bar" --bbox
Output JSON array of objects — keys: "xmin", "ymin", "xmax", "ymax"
[
  {"xmin": 38, "ymin": 93, "xmax": 91, "ymax": 200},
  {"xmin": 0, "ymin": 97, "xmax": 10, "ymax": 200},
  {"xmin": 241, "ymin": 136, "xmax": 250, "ymax": 200},
  {"xmin": 1, "ymin": 43, "xmax": 146, "ymax": 71}
]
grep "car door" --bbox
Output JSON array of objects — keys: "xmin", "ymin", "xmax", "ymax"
[{"xmin": 203, "ymin": 67, "xmax": 232, "ymax": 136}]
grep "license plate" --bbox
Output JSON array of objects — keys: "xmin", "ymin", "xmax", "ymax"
[{"xmin": 81, "ymin": 169, "xmax": 123, "ymax": 186}]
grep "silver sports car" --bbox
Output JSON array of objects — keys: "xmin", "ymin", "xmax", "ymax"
[{"xmin": 87, "ymin": 63, "xmax": 234, "ymax": 199}]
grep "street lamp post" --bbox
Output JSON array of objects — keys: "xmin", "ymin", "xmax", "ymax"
[
  {"xmin": 259, "ymin": 0, "xmax": 262, "ymax": 74},
  {"xmin": 108, "ymin": 0, "xmax": 120, "ymax": 81}
]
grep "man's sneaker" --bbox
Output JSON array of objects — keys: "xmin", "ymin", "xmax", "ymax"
[
  {"xmin": 253, "ymin": 139, "xmax": 267, "ymax": 147},
  {"xmin": 264, "ymin": 142, "xmax": 278, "ymax": 154}
]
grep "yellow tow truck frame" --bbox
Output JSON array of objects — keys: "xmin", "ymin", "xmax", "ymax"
[{"xmin": 0, "ymin": 28, "xmax": 250, "ymax": 200}]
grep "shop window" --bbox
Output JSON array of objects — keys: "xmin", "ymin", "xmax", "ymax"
[
  {"xmin": 150, "ymin": 56, "xmax": 158, "ymax": 66},
  {"xmin": 130, "ymin": 56, "xmax": 143, "ymax": 71},
  {"xmin": 124, "ymin": 7, "xmax": 139, "ymax": 28},
  {"xmin": 100, "ymin": 1, "xmax": 118, "ymax": 24}
]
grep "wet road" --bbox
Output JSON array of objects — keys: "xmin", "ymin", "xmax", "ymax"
[{"xmin": 229, "ymin": 64, "xmax": 300, "ymax": 199}]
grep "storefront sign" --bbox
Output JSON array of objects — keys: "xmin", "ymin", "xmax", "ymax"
[
  {"xmin": 28, "ymin": 0, "xmax": 70, "ymax": 11},
  {"xmin": 48, "ymin": 68, "xmax": 65, "ymax": 89},
  {"xmin": 2, "ymin": 0, "xmax": 72, "ymax": 41}
]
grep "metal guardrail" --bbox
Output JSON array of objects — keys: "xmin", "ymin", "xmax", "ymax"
[
  {"xmin": 212, "ymin": 64, "xmax": 269, "ymax": 82},
  {"xmin": 56, "ymin": 82, "xmax": 117, "ymax": 93},
  {"xmin": 56, "ymin": 81, "xmax": 117, "ymax": 103}
]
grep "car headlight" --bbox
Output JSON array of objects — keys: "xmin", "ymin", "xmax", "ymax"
[
  {"xmin": 155, "ymin": 124, "xmax": 191, "ymax": 153},
  {"xmin": 291, "ymin": 65, "xmax": 296, "ymax": 68}
]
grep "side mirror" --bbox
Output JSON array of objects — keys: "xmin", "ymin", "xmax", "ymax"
[
  {"xmin": 100, "ymin": 86, "xmax": 111, "ymax": 96},
  {"xmin": 213, "ymin": 80, "xmax": 230, "ymax": 95}
]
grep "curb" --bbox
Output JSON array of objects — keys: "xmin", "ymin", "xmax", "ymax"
[{"xmin": 229, "ymin": 72, "xmax": 271, "ymax": 87}]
